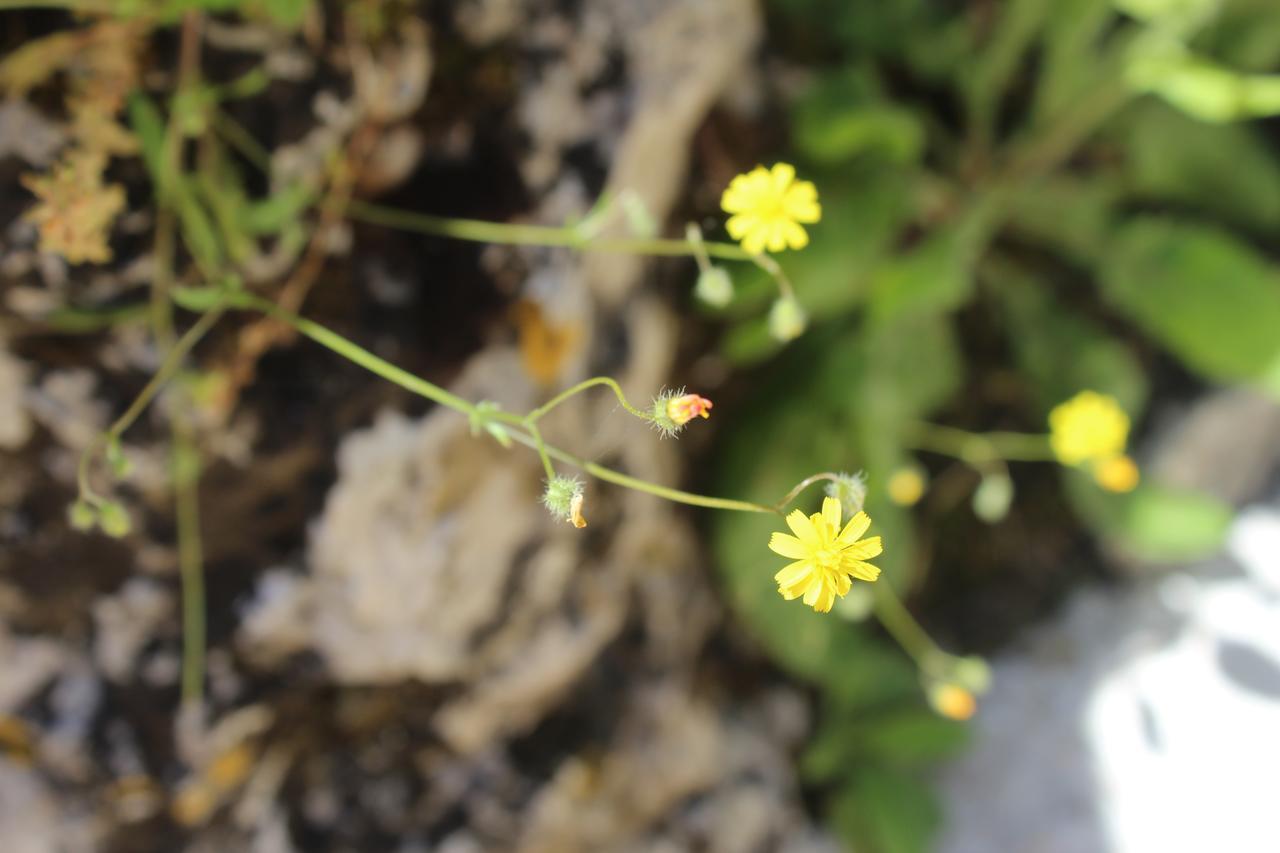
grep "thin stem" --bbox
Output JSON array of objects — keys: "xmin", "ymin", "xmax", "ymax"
[
  {"xmin": 514, "ymin": 431, "xmax": 773, "ymax": 514},
  {"xmin": 873, "ymin": 582, "xmax": 947, "ymax": 675},
  {"xmin": 346, "ymin": 200, "xmax": 754, "ymax": 262},
  {"xmin": 905, "ymin": 421, "xmax": 1056, "ymax": 464},
  {"xmin": 527, "ymin": 376, "xmax": 651, "ymax": 423},
  {"xmin": 685, "ymin": 223, "xmax": 713, "ymax": 274},
  {"xmin": 525, "ymin": 421, "xmax": 556, "ymax": 480},
  {"xmin": 189, "ymin": 291, "xmax": 778, "ymax": 515},
  {"xmin": 173, "ymin": 424, "xmax": 205, "ymax": 707},
  {"xmin": 76, "ymin": 303, "xmax": 225, "ymax": 505},
  {"xmin": 772, "ymin": 472, "xmax": 843, "ymax": 513},
  {"xmin": 211, "ymin": 109, "xmax": 272, "ymax": 172}
]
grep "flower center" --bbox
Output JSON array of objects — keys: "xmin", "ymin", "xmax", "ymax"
[{"xmin": 814, "ymin": 547, "xmax": 840, "ymax": 568}]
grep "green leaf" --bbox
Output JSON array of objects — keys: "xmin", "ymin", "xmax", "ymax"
[
  {"xmin": 829, "ymin": 768, "xmax": 943, "ymax": 853},
  {"xmin": 794, "ymin": 69, "xmax": 924, "ymax": 165},
  {"xmin": 1065, "ymin": 472, "xmax": 1233, "ymax": 561},
  {"xmin": 127, "ymin": 93, "xmax": 167, "ymax": 183},
  {"xmin": 1126, "ymin": 35, "xmax": 1280, "ymax": 122},
  {"xmin": 994, "ymin": 263, "xmax": 1148, "ymax": 414},
  {"xmin": 866, "ymin": 194, "xmax": 1001, "ymax": 324},
  {"xmin": 859, "ymin": 708, "xmax": 970, "ymax": 765},
  {"xmin": 1004, "ymin": 175, "xmax": 1119, "ymax": 264},
  {"xmin": 261, "ymin": 0, "xmax": 310, "ymax": 27},
  {"xmin": 1120, "ymin": 102, "xmax": 1280, "ymax": 230},
  {"xmin": 1100, "ymin": 218, "xmax": 1280, "ymax": 394}
]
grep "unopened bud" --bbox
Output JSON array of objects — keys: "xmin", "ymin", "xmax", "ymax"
[
  {"xmin": 825, "ymin": 472, "xmax": 868, "ymax": 518},
  {"xmin": 98, "ymin": 501, "xmax": 132, "ymax": 538},
  {"xmin": 542, "ymin": 476, "xmax": 585, "ymax": 527},
  {"xmin": 928, "ymin": 682, "xmax": 977, "ymax": 721},
  {"xmin": 694, "ymin": 267, "xmax": 733, "ymax": 308},
  {"xmin": 768, "ymin": 296, "xmax": 807, "ymax": 342},
  {"xmin": 887, "ymin": 465, "xmax": 927, "ymax": 507},
  {"xmin": 1092, "ymin": 454, "xmax": 1139, "ymax": 493},
  {"xmin": 68, "ymin": 500, "xmax": 98, "ymax": 532}
]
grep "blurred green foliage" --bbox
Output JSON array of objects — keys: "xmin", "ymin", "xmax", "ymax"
[{"xmin": 712, "ymin": 0, "xmax": 1280, "ymax": 848}]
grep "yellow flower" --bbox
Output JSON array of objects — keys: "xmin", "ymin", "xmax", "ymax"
[
  {"xmin": 1048, "ymin": 391, "xmax": 1130, "ymax": 467},
  {"xmin": 768, "ymin": 496, "xmax": 881, "ymax": 613},
  {"xmin": 721, "ymin": 163, "xmax": 821, "ymax": 254},
  {"xmin": 887, "ymin": 466, "xmax": 927, "ymax": 506},
  {"xmin": 1092, "ymin": 453, "xmax": 1140, "ymax": 493}
]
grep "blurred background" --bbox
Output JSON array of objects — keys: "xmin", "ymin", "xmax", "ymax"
[{"xmin": 2, "ymin": 1, "xmax": 1280, "ymax": 851}]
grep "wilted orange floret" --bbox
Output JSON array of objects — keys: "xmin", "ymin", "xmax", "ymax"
[{"xmin": 666, "ymin": 393, "xmax": 713, "ymax": 426}]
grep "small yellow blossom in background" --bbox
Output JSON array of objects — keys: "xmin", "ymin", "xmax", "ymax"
[
  {"xmin": 667, "ymin": 392, "xmax": 713, "ymax": 426},
  {"xmin": 768, "ymin": 496, "xmax": 882, "ymax": 613},
  {"xmin": 1048, "ymin": 391, "xmax": 1130, "ymax": 466},
  {"xmin": 1093, "ymin": 453, "xmax": 1140, "ymax": 493},
  {"xmin": 887, "ymin": 466, "xmax": 927, "ymax": 506},
  {"xmin": 928, "ymin": 682, "xmax": 977, "ymax": 721},
  {"xmin": 721, "ymin": 162, "xmax": 821, "ymax": 254},
  {"xmin": 21, "ymin": 150, "xmax": 126, "ymax": 264}
]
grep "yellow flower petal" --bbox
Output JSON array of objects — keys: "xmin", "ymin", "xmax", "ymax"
[
  {"xmin": 843, "ymin": 535, "xmax": 882, "ymax": 561},
  {"xmin": 846, "ymin": 561, "xmax": 881, "ymax": 582},
  {"xmin": 836, "ymin": 511, "xmax": 872, "ymax": 546},
  {"xmin": 774, "ymin": 560, "xmax": 812, "ymax": 587},
  {"xmin": 821, "ymin": 496, "xmax": 842, "ymax": 532},
  {"xmin": 785, "ymin": 508, "xmax": 821, "ymax": 546},
  {"xmin": 769, "ymin": 533, "xmax": 809, "ymax": 560}
]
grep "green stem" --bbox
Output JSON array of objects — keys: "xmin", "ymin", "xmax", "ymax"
[
  {"xmin": 772, "ymin": 472, "xmax": 842, "ymax": 512},
  {"xmin": 76, "ymin": 301, "xmax": 226, "ymax": 505},
  {"xmin": 873, "ymin": 582, "xmax": 947, "ymax": 675},
  {"xmin": 527, "ymin": 376, "xmax": 651, "ymax": 423},
  {"xmin": 526, "ymin": 421, "xmax": 556, "ymax": 480},
  {"xmin": 346, "ymin": 200, "xmax": 753, "ymax": 262},
  {"xmin": 187, "ymin": 290, "xmax": 777, "ymax": 515},
  {"xmin": 173, "ymin": 423, "xmax": 205, "ymax": 707},
  {"xmin": 906, "ymin": 421, "xmax": 1056, "ymax": 464},
  {"xmin": 518, "ymin": 431, "xmax": 772, "ymax": 514}
]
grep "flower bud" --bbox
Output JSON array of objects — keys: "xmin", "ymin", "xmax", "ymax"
[
  {"xmin": 650, "ymin": 388, "xmax": 713, "ymax": 437},
  {"xmin": 928, "ymin": 682, "xmax": 977, "ymax": 721},
  {"xmin": 667, "ymin": 393, "xmax": 713, "ymax": 426},
  {"xmin": 97, "ymin": 500, "xmax": 132, "ymax": 538},
  {"xmin": 694, "ymin": 267, "xmax": 733, "ymax": 308},
  {"xmin": 1092, "ymin": 454, "xmax": 1139, "ymax": 493},
  {"xmin": 68, "ymin": 500, "xmax": 98, "ymax": 532},
  {"xmin": 886, "ymin": 466, "xmax": 927, "ymax": 507},
  {"xmin": 825, "ymin": 472, "xmax": 868, "ymax": 519},
  {"xmin": 542, "ymin": 476, "xmax": 585, "ymax": 527},
  {"xmin": 768, "ymin": 295, "xmax": 807, "ymax": 342}
]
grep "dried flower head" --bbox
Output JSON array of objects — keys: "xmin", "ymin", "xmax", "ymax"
[{"xmin": 21, "ymin": 149, "xmax": 126, "ymax": 264}]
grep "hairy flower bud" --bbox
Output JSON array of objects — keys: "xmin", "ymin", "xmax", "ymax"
[
  {"xmin": 825, "ymin": 472, "xmax": 868, "ymax": 519},
  {"xmin": 542, "ymin": 476, "xmax": 585, "ymax": 527},
  {"xmin": 650, "ymin": 388, "xmax": 713, "ymax": 438}
]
